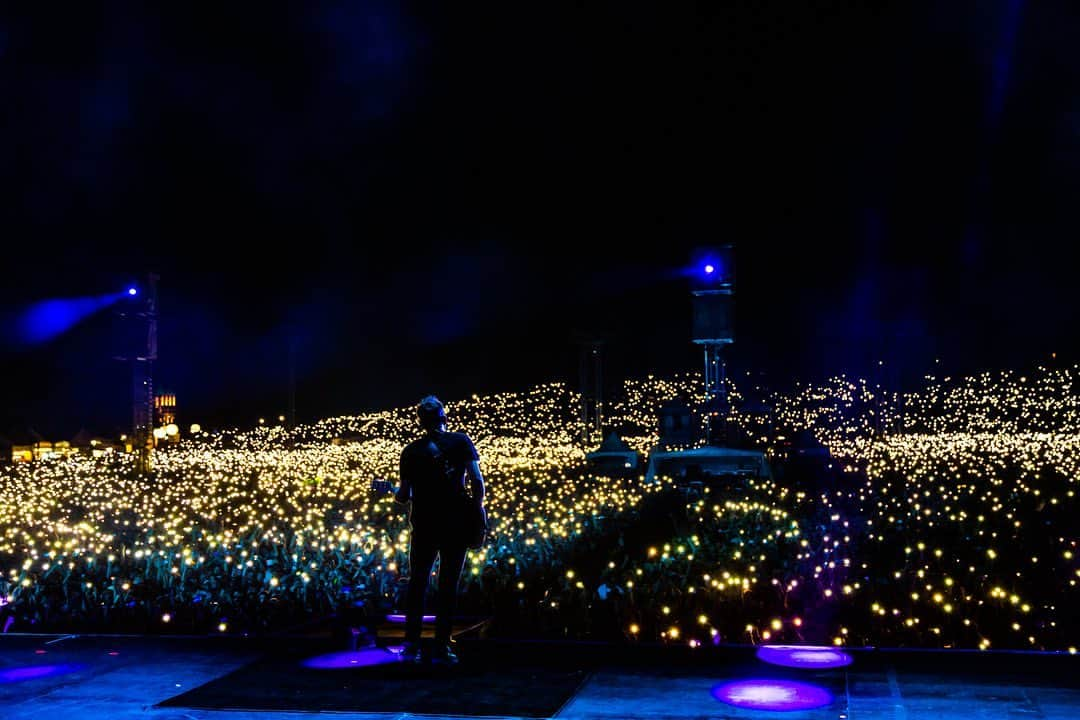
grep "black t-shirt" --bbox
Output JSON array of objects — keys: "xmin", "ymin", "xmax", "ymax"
[{"xmin": 399, "ymin": 430, "xmax": 479, "ymax": 528}]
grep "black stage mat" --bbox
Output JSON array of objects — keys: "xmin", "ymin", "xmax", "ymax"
[{"xmin": 157, "ymin": 640, "xmax": 591, "ymax": 718}]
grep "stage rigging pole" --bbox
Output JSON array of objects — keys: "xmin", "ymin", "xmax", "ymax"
[{"xmin": 114, "ymin": 273, "xmax": 159, "ymax": 474}]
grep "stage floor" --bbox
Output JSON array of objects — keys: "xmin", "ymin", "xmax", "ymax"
[{"xmin": 1, "ymin": 633, "xmax": 1078, "ymax": 719}]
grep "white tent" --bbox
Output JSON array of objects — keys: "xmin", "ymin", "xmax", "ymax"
[
  {"xmin": 586, "ymin": 430, "xmax": 642, "ymax": 474},
  {"xmin": 644, "ymin": 445, "xmax": 770, "ymax": 483}
]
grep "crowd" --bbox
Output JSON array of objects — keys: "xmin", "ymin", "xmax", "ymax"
[{"xmin": 0, "ymin": 366, "xmax": 1076, "ymax": 652}]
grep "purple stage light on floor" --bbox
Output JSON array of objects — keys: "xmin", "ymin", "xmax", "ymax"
[
  {"xmin": 0, "ymin": 664, "xmax": 84, "ymax": 683},
  {"xmin": 384, "ymin": 614, "xmax": 435, "ymax": 623},
  {"xmin": 300, "ymin": 649, "xmax": 401, "ymax": 669},
  {"xmin": 756, "ymin": 644, "xmax": 853, "ymax": 669},
  {"xmin": 712, "ymin": 679, "xmax": 833, "ymax": 711}
]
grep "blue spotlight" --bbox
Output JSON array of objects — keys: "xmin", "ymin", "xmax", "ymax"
[
  {"xmin": 688, "ymin": 245, "xmax": 735, "ymax": 289},
  {"xmin": 0, "ymin": 663, "xmax": 84, "ymax": 683},
  {"xmin": 693, "ymin": 258, "xmax": 724, "ymax": 284},
  {"xmin": 127, "ymin": 287, "xmax": 138, "ymax": 296}
]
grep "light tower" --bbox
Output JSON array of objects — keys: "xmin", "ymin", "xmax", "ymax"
[
  {"xmin": 578, "ymin": 339, "xmax": 603, "ymax": 445},
  {"xmin": 113, "ymin": 273, "xmax": 159, "ymax": 474},
  {"xmin": 689, "ymin": 245, "xmax": 735, "ymax": 445}
]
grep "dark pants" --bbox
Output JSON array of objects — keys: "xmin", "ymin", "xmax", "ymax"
[{"xmin": 404, "ymin": 524, "xmax": 468, "ymax": 645}]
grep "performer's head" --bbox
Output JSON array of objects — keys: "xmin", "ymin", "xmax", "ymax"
[{"xmin": 417, "ymin": 395, "xmax": 447, "ymax": 431}]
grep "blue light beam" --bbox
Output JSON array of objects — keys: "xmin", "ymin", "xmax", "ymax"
[
  {"xmin": 13, "ymin": 291, "xmax": 129, "ymax": 346},
  {"xmin": 0, "ymin": 664, "xmax": 84, "ymax": 684}
]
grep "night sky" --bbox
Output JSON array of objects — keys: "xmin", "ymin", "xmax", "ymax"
[{"xmin": 1, "ymin": 1, "xmax": 1078, "ymax": 439}]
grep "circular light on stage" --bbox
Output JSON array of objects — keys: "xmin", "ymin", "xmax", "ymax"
[
  {"xmin": 300, "ymin": 648, "xmax": 401, "ymax": 669},
  {"xmin": 0, "ymin": 664, "xmax": 84, "ymax": 684},
  {"xmin": 712, "ymin": 679, "xmax": 833, "ymax": 712},
  {"xmin": 704, "ymin": 264, "xmax": 715, "ymax": 274},
  {"xmin": 127, "ymin": 287, "xmax": 138, "ymax": 296},
  {"xmin": 756, "ymin": 644, "xmax": 853, "ymax": 670}
]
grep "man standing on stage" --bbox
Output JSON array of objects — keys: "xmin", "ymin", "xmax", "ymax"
[{"xmin": 395, "ymin": 395, "xmax": 486, "ymax": 665}]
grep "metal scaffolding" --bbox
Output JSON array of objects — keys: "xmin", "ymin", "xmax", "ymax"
[{"xmin": 114, "ymin": 273, "xmax": 159, "ymax": 474}]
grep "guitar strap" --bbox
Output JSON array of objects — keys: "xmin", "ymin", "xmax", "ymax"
[{"xmin": 426, "ymin": 438, "xmax": 457, "ymax": 485}]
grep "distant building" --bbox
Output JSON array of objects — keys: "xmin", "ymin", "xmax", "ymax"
[
  {"xmin": 1, "ymin": 429, "xmax": 48, "ymax": 463},
  {"xmin": 155, "ymin": 392, "xmax": 177, "ymax": 426},
  {"xmin": 154, "ymin": 392, "xmax": 180, "ymax": 444},
  {"xmin": 14, "ymin": 440, "xmax": 55, "ymax": 463},
  {"xmin": 4, "ymin": 428, "xmax": 121, "ymax": 463},
  {"xmin": 71, "ymin": 428, "xmax": 123, "ymax": 458}
]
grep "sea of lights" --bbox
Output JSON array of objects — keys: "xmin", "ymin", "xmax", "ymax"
[{"xmin": 0, "ymin": 366, "xmax": 1076, "ymax": 652}]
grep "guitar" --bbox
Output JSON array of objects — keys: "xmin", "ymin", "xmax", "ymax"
[{"xmin": 370, "ymin": 477, "xmax": 487, "ymax": 547}]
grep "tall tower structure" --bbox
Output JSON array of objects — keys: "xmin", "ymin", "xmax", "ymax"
[
  {"xmin": 114, "ymin": 272, "xmax": 159, "ymax": 473},
  {"xmin": 287, "ymin": 335, "xmax": 297, "ymax": 429},
  {"xmin": 578, "ymin": 339, "xmax": 603, "ymax": 445},
  {"xmin": 689, "ymin": 245, "xmax": 735, "ymax": 445}
]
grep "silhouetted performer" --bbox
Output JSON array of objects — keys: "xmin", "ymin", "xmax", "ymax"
[{"xmin": 395, "ymin": 395, "xmax": 486, "ymax": 665}]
